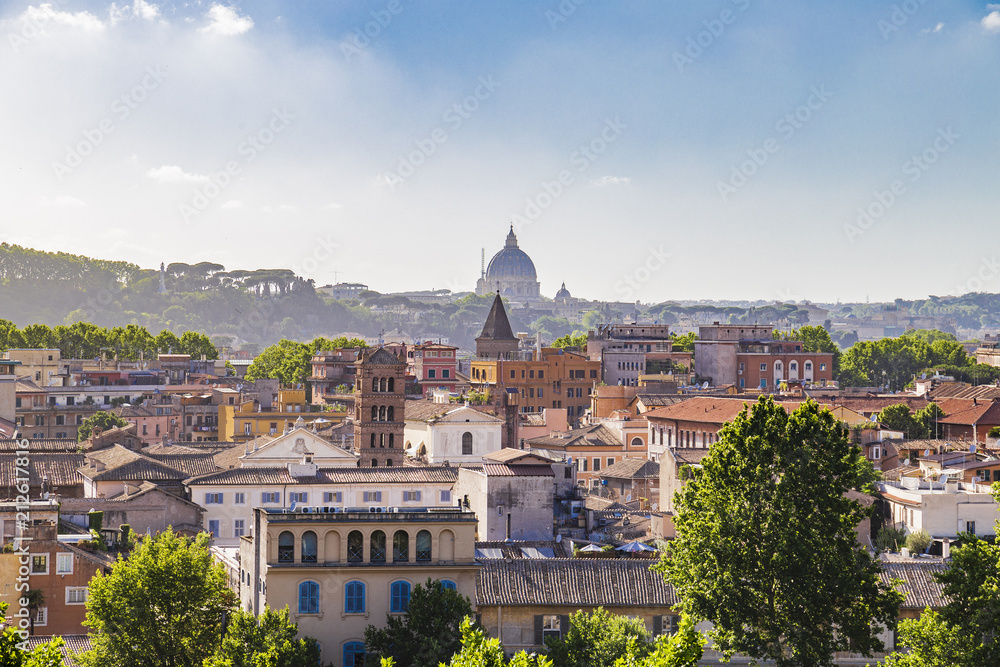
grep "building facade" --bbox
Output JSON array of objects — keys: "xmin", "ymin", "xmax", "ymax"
[{"xmin": 354, "ymin": 348, "xmax": 406, "ymax": 467}]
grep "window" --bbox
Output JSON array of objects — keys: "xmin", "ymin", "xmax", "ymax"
[
  {"xmin": 967, "ymin": 521, "xmax": 976, "ymax": 534},
  {"xmin": 278, "ymin": 531, "xmax": 294, "ymax": 563},
  {"xmin": 760, "ymin": 363, "xmax": 767, "ymax": 371},
  {"xmin": 820, "ymin": 363, "xmax": 827, "ymax": 371},
  {"xmin": 76, "ymin": 415, "xmax": 84, "ymax": 425},
  {"xmin": 440, "ymin": 490, "xmax": 451, "ymax": 503},
  {"xmin": 580, "ymin": 458, "xmax": 588, "ymax": 472},
  {"xmin": 370, "ymin": 530, "xmax": 386, "ymax": 563},
  {"xmin": 301, "ymin": 531, "xmax": 318, "ymax": 563},
  {"xmin": 244, "ymin": 423, "xmax": 252, "ymax": 435},
  {"xmin": 402, "ymin": 491, "xmax": 422, "ymax": 502},
  {"xmin": 539, "ymin": 370, "xmax": 544, "ymax": 379},
  {"xmin": 390, "ymin": 581, "xmax": 411, "ymax": 612},
  {"xmin": 538, "ymin": 388, "xmax": 544, "ymax": 398},
  {"xmin": 56, "ymin": 552, "xmax": 73, "ymax": 574},
  {"xmin": 290, "ymin": 492, "xmax": 308, "ymax": 504},
  {"xmin": 234, "ymin": 493, "xmax": 246, "ymax": 505},
  {"xmin": 31, "ymin": 554, "xmax": 48, "ymax": 574},
  {"xmin": 345, "ymin": 582, "xmax": 366, "ymax": 613},
  {"xmin": 343, "ymin": 641, "xmax": 366, "ymax": 667},
  {"xmin": 363, "ymin": 491, "xmax": 382, "ymax": 503},
  {"xmin": 607, "ymin": 457, "xmax": 615, "ymax": 467},
  {"xmin": 440, "ymin": 580, "xmax": 457, "ymax": 591},
  {"xmin": 33, "ymin": 607, "xmax": 47, "ymax": 627},
  {"xmin": 658, "ymin": 615, "xmax": 680, "ymax": 636},
  {"xmin": 55, "ymin": 415, "xmax": 64, "ymax": 426},
  {"xmin": 428, "ymin": 369, "xmax": 436, "ymax": 379},
  {"xmin": 348, "ymin": 531, "xmax": 364, "ymax": 562},
  {"xmin": 261, "ymin": 492, "xmax": 280, "ymax": 504},
  {"xmin": 542, "ymin": 615, "xmax": 561, "ymax": 642},
  {"xmin": 208, "ymin": 520, "xmax": 221, "ymax": 537},
  {"xmin": 66, "ymin": 587, "xmax": 88, "ymax": 605},
  {"xmin": 234, "ymin": 520, "xmax": 246, "ymax": 538},
  {"xmin": 593, "ymin": 457, "xmax": 601, "ymax": 472},
  {"xmin": 462, "ymin": 432, "xmax": 473, "ymax": 455},
  {"xmin": 442, "ymin": 369, "xmax": 450, "ymax": 378},
  {"xmin": 298, "ymin": 581, "xmax": 319, "ymax": 614},
  {"xmin": 416, "ymin": 530, "xmax": 432, "ymax": 562},
  {"xmin": 529, "ymin": 370, "xmax": 534, "ymax": 379},
  {"xmin": 805, "ymin": 362, "xmax": 812, "ymax": 371},
  {"xmin": 393, "ymin": 530, "xmax": 409, "ymax": 562},
  {"xmin": 323, "ymin": 492, "xmax": 343, "ymax": 503},
  {"xmin": 510, "ymin": 370, "xmax": 516, "ymax": 379},
  {"xmin": 205, "ymin": 493, "xmax": 223, "ymax": 505}
]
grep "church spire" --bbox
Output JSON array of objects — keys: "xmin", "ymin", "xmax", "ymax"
[{"xmin": 505, "ymin": 224, "xmax": 518, "ymax": 248}]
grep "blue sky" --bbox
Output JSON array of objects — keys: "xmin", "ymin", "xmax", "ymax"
[{"xmin": 1, "ymin": 0, "xmax": 998, "ymax": 304}]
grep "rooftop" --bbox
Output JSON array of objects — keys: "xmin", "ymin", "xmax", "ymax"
[{"xmin": 258, "ymin": 506, "xmax": 476, "ymax": 523}]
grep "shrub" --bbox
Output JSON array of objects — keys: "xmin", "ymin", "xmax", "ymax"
[
  {"xmin": 905, "ymin": 530, "xmax": 932, "ymax": 554},
  {"xmin": 988, "ymin": 426, "xmax": 1000, "ymax": 439},
  {"xmin": 876, "ymin": 524, "xmax": 907, "ymax": 552}
]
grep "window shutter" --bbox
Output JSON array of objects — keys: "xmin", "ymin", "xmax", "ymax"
[
  {"xmin": 560, "ymin": 615, "xmax": 570, "ymax": 638},
  {"xmin": 652, "ymin": 615, "xmax": 662, "ymax": 635},
  {"xmin": 534, "ymin": 615, "xmax": 544, "ymax": 646}
]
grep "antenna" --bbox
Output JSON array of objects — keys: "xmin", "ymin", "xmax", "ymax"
[{"xmin": 481, "ymin": 248, "xmax": 485, "ymax": 278}]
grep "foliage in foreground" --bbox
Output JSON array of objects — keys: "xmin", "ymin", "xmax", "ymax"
[
  {"xmin": 204, "ymin": 606, "xmax": 323, "ymax": 667},
  {"xmin": 658, "ymin": 397, "xmax": 901, "ymax": 666},
  {"xmin": 0, "ymin": 602, "xmax": 65, "ymax": 667}
]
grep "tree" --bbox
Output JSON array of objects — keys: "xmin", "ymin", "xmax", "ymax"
[
  {"xmin": 669, "ymin": 332, "xmax": 696, "ymax": 354},
  {"xmin": 77, "ymin": 410, "xmax": 130, "ymax": 442},
  {"xmin": 611, "ymin": 615, "xmax": 704, "ymax": 667},
  {"xmin": 552, "ymin": 332, "xmax": 587, "ymax": 351},
  {"xmin": 655, "ymin": 398, "xmax": 902, "ymax": 666},
  {"xmin": 440, "ymin": 617, "xmax": 551, "ymax": 667},
  {"xmin": 178, "ymin": 331, "xmax": 218, "ymax": 360},
  {"xmin": 0, "ymin": 602, "xmax": 65, "ymax": 667},
  {"xmin": 877, "ymin": 404, "xmax": 926, "ymax": 439},
  {"xmin": 203, "ymin": 606, "xmax": 323, "ymax": 667},
  {"xmin": 881, "ymin": 609, "xmax": 976, "ymax": 667},
  {"xmin": 544, "ymin": 608, "xmax": 651, "ymax": 667},
  {"xmin": 905, "ymin": 530, "xmax": 932, "ymax": 554},
  {"xmin": 363, "ymin": 579, "xmax": 474, "ymax": 667},
  {"xmin": 78, "ymin": 529, "xmax": 235, "ymax": 667}
]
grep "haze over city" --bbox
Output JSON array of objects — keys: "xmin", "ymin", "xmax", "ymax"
[{"xmin": 2, "ymin": 1, "xmax": 999, "ymax": 303}]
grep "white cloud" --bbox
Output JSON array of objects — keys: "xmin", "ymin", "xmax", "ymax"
[
  {"xmin": 921, "ymin": 22, "xmax": 944, "ymax": 34},
  {"xmin": 146, "ymin": 165, "xmax": 210, "ymax": 183},
  {"xmin": 220, "ymin": 200, "xmax": 246, "ymax": 209},
  {"xmin": 109, "ymin": 0, "xmax": 161, "ymax": 26},
  {"xmin": 39, "ymin": 195, "xmax": 85, "ymax": 208},
  {"xmin": 6, "ymin": 4, "xmax": 105, "ymax": 32},
  {"xmin": 199, "ymin": 4, "xmax": 254, "ymax": 36},
  {"xmin": 982, "ymin": 10, "xmax": 1000, "ymax": 32},
  {"xmin": 589, "ymin": 175, "xmax": 631, "ymax": 187}
]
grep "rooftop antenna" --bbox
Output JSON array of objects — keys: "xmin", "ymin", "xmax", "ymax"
[{"xmin": 480, "ymin": 248, "xmax": 485, "ymax": 278}]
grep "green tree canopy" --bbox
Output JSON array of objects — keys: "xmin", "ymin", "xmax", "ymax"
[
  {"xmin": 77, "ymin": 411, "xmax": 130, "ymax": 442},
  {"xmin": 552, "ymin": 332, "xmax": 587, "ymax": 351},
  {"xmin": 439, "ymin": 616, "xmax": 552, "ymax": 667},
  {"xmin": 78, "ymin": 529, "xmax": 235, "ymax": 667},
  {"xmin": 0, "ymin": 602, "xmax": 66, "ymax": 667},
  {"xmin": 363, "ymin": 579, "xmax": 474, "ymax": 667},
  {"xmin": 655, "ymin": 398, "xmax": 901, "ymax": 666},
  {"xmin": 203, "ymin": 606, "xmax": 323, "ymax": 667},
  {"xmin": 543, "ymin": 608, "xmax": 651, "ymax": 667}
]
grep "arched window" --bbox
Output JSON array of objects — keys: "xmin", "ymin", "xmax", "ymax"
[
  {"xmin": 301, "ymin": 531, "xmax": 317, "ymax": 563},
  {"xmin": 343, "ymin": 642, "xmax": 365, "ymax": 667},
  {"xmin": 387, "ymin": 377, "xmax": 394, "ymax": 392},
  {"xmin": 347, "ymin": 530, "xmax": 363, "ymax": 562},
  {"xmin": 371, "ymin": 406, "xmax": 378, "ymax": 421},
  {"xmin": 371, "ymin": 458, "xmax": 378, "ymax": 467},
  {"xmin": 371, "ymin": 378, "xmax": 378, "ymax": 392},
  {"xmin": 388, "ymin": 433, "xmax": 394, "ymax": 448},
  {"xmin": 462, "ymin": 432, "xmax": 473, "ymax": 455},
  {"xmin": 393, "ymin": 530, "xmax": 409, "ymax": 562},
  {"xmin": 298, "ymin": 581, "xmax": 319, "ymax": 614},
  {"xmin": 386, "ymin": 458, "xmax": 393, "ymax": 466},
  {"xmin": 631, "ymin": 437, "xmax": 642, "ymax": 448},
  {"xmin": 805, "ymin": 361, "xmax": 813, "ymax": 370},
  {"xmin": 379, "ymin": 378, "xmax": 387, "ymax": 392},
  {"xmin": 416, "ymin": 530, "xmax": 432, "ymax": 562},
  {"xmin": 379, "ymin": 406, "xmax": 387, "ymax": 421},
  {"xmin": 278, "ymin": 531, "xmax": 294, "ymax": 563},
  {"xmin": 386, "ymin": 406, "xmax": 394, "ymax": 421},
  {"xmin": 345, "ymin": 582, "xmax": 365, "ymax": 614},
  {"xmin": 370, "ymin": 530, "xmax": 386, "ymax": 563},
  {"xmin": 370, "ymin": 433, "xmax": 376, "ymax": 448},
  {"xmin": 439, "ymin": 580, "xmax": 457, "ymax": 591},
  {"xmin": 390, "ymin": 581, "xmax": 411, "ymax": 613},
  {"xmin": 379, "ymin": 433, "xmax": 385, "ymax": 448}
]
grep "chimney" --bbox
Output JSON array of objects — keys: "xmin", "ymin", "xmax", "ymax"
[{"xmin": 942, "ymin": 537, "xmax": 951, "ymax": 559}]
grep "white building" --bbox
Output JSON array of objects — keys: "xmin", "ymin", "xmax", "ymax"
[
  {"xmin": 186, "ymin": 461, "xmax": 460, "ymax": 547},
  {"xmin": 230, "ymin": 423, "xmax": 357, "ymax": 468},
  {"xmin": 404, "ymin": 403, "xmax": 503, "ymax": 465},
  {"xmin": 878, "ymin": 479, "xmax": 999, "ymax": 540}
]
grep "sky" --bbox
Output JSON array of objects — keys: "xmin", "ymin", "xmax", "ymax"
[{"xmin": 1, "ymin": 0, "xmax": 999, "ymax": 305}]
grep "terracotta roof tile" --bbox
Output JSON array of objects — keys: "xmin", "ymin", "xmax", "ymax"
[
  {"xmin": 0, "ymin": 453, "xmax": 85, "ymax": 490},
  {"xmin": 598, "ymin": 458, "xmax": 659, "ymax": 480},
  {"xmin": 23, "ymin": 635, "xmax": 92, "ymax": 666}
]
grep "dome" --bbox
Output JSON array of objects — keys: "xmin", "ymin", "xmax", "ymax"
[
  {"xmin": 485, "ymin": 226, "xmax": 537, "ymax": 280},
  {"xmin": 555, "ymin": 282, "xmax": 571, "ymax": 299}
]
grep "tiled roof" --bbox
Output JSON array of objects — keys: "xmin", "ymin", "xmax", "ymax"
[
  {"xmin": 879, "ymin": 560, "xmax": 947, "ymax": 610},
  {"xmin": 634, "ymin": 395, "xmax": 689, "ymax": 409},
  {"xmin": 481, "ymin": 464, "xmax": 554, "ymax": 477},
  {"xmin": 670, "ymin": 448, "xmax": 713, "ymax": 466},
  {"xmin": 526, "ymin": 424, "xmax": 622, "ymax": 450},
  {"xmin": 404, "ymin": 401, "xmax": 457, "ymax": 422},
  {"xmin": 23, "ymin": 635, "xmax": 92, "ymax": 666},
  {"xmin": 935, "ymin": 398, "xmax": 1000, "ymax": 426},
  {"xmin": 114, "ymin": 404, "xmax": 157, "ymax": 418},
  {"xmin": 186, "ymin": 466, "xmax": 459, "ymax": 486},
  {"xmin": 0, "ymin": 438, "xmax": 81, "ymax": 452},
  {"xmin": 360, "ymin": 347, "xmax": 405, "ymax": 366},
  {"xmin": 476, "ymin": 558, "xmax": 678, "ymax": 607},
  {"xmin": 598, "ymin": 458, "xmax": 659, "ymax": 480},
  {"xmin": 0, "ymin": 453, "xmax": 85, "ymax": 489},
  {"xmin": 78, "ymin": 445, "xmax": 190, "ymax": 482},
  {"xmin": 144, "ymin": 452, "xmax": 220, "ymax": 477},
  {"xmin": 483, "ymin": 448, "xmax": 550, "ymax": 464},
  {"xmin": 211, "ymin": 443, "xmax": 251, "ymax": 469},
  {"xmin": 826, "ymin": 396, "xmax": 931, "ymax": 414},
  {"xmin": 475, "ymin": 540, "xmax": 571, "ymax": 559},
  {"xmin": 928, "ymin": 382, "xmax": 1000, "ymax": 401}
]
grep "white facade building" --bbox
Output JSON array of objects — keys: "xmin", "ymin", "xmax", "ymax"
[{"xmin": 404, "ymin": 404, "xmax": 503, "ymax": 465}]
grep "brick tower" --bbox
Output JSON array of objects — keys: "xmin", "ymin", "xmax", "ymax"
[{"xmin": 354, "ymin": 347, "xmax": 406, "ymax": 467}]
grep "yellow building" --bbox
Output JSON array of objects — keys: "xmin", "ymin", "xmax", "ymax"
[
  {"xmin": 217, "ymin": 389, "xmax": 345, "ymax": 442},
  {"xmin": 239, "ymin": 506, "xmax": 479, "ymax": 665}
]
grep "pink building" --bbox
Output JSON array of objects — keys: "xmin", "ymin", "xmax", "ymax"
[{"xmin": 408, "ymin": 342, "xmax": 459, "ymax": 398}]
